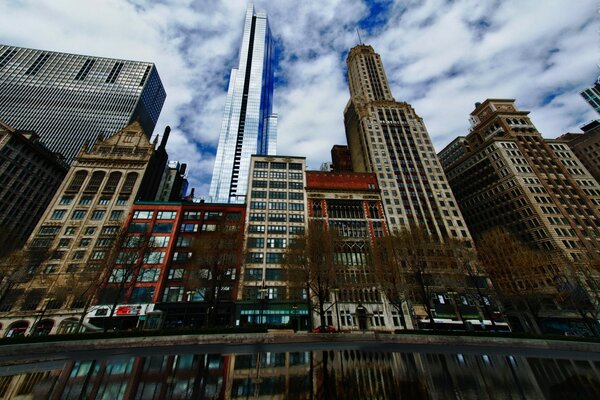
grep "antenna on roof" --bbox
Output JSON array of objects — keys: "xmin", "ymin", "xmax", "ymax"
[{"xmin": 356, "ymin": 28, "xmax": 363, "ymax": 45}]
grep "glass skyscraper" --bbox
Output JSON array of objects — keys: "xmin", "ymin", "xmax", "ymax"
[
  {"xmin": 0, "ymin": 45, "xmax": 166, "ymax": 164},
  {"xmin": 209, "ymin": 4, "xmax": 277, "ymax": 203},
  {"xmin": 581, "ymin": 81, "xmax": 600, "ymax": 115}
]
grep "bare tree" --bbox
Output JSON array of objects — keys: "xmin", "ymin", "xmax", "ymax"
[
  {"xmin": 188, "ymin": 221, "xmax": 243, "ymax": 327},
  {"xmin": 284, "ymin": 221, "xmax": 337, "ymax": 328},
  {"xmin": 475, "ymin": 228, "xmax": 561, "ymax": 332},
  {"xmin": 0, "ymin": 246, "xmax": 50, "ymax": 309}
]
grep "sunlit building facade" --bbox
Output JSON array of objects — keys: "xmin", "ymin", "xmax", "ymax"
[
  {"xmin": 209, "ymin": 4, "xmax": 277, "ymax": 203},
  {"xmin": 0, "ymin": 44, "xmax": 166, "ymax": 163}
]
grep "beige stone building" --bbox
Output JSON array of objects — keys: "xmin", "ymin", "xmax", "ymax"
[
  {"xmin": 0, "ymin": 121, "xmax": 160, "ymax": 337},
  {"xmin": 439, "ymin": 99, "xmax": 600, "ymax": 332}
]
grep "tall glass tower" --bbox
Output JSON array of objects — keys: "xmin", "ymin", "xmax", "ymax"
[
  {"xmin": 209, "ymin": 3, "xmax": 277, "ymax": 203},
  {"xmin": 0, "ymin": 45, "xmax": 166, "ymax": 164}
]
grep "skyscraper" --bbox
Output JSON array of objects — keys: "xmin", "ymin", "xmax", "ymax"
[
  {"xmin": 580, "ymin": 81, "xmax": 600, "ymax": 115},
  {"xmin": 209, "ymin": 4, "xmax": 277, "ymax": 203},
  {"xmin": 343, "ymin": 45, "xmax": 470, "ymax": 239},
  {"xmin": 0, "ymin": 45, "xmax": 166, "ymax": 163}
]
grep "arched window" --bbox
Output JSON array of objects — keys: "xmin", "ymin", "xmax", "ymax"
[
  {"xmin": 103, "ymin": 171, "xmax": 122, "ymax": 194},
  {"xmin": 65, "ymin": 170, "xmax": 88, "ymax": 193},
  {"xmin": 5, "ymin": 320, "xmax": 29, "ymax": 338},
  {"xmin": 84, "ymin": 171, "xmax": 106, "ymax": 193},
  {"xmin": 32, "ymin": 319, "xmax": 54, "ymax": 336},
  {"xmin": 120, "ymin": 172, "xmax": 138, "ymax": 195}
]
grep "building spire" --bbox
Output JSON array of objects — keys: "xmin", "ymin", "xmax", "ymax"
[{"xmin": 356, "ymin": 28, "xmax": 363, "ymax": 45}]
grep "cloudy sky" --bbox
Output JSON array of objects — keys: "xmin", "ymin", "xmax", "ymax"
[{"xmin": 1, "ymin": 0, "xmax": 597, "ymax": 196}]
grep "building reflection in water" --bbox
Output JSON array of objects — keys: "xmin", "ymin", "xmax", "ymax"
[{"xmin": 0, "ymin": 348, "xmax": 599, "ymax": 399}]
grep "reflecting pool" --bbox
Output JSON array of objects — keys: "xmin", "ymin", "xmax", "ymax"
[{"xmin": 0, "ymin": 342, "xmax": 599, "ymax": 399}]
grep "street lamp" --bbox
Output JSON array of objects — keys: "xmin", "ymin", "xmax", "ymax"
[{"xmin": 258, "ymin": 281, "xmax": 268, "ymax": 325}]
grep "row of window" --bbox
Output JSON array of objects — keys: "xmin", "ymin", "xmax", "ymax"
[
  {"xmin": 252, "ymin": 180, "xmax": 304, "ymax": 190},
  {"xmin": 254, "ymin": 161, "xmax": 303, "ymax": 170},
  {"xmin": 59, "ymin": 195, "xmax": 128, "ymax": 206},
  {"xmin": 252, "ymin": 171, "xmax": 303, "ymax": 180},
  {"xmin": 51, "ymin": 209, "xmax": 123, "ymax": 221},
  {"xmin": 248, "ymin": 225, "xmax": 305, "ymax": 234},
  {"xmin": 249, "ymin": 202, "xmax": 304, "ymax": 211}
]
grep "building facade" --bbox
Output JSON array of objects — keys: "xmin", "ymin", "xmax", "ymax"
[
  {"xmin": 0, "ymin": 121, "xmax": 163, "ymax": 337},
  {"xmin": 90, "ymin": 201, "xmax": 245, "ymax": 330},
  {"xmin": 0, "ymin": 120, "xmax": 67, "ymax": 255},
  {"xmin": 0, "ymin": 45, "xmax": 166, "ymax": 163},
  {"xmin": 558, "ymin": 120, "xmax": 600, "ymax": 185},
  {"xmin": 156, "ymin": 161, "xmax": 188, "ymax": 202},
  {"xmin": 305, "ymin": 171, "xmax": 404, "ymax": 331},
  {"xmin": 439, "ymin": 99, "xmax": 600, "ymax": 332},
  {"xmin": 581, "ymin": 81, "xmax": 600, "ymax": 115},
  {"xmin": 209, "ymin": 4, "xmax": 278, "ymax": 203},
  {"xmin": 238, "ymin": 155, "xmax": 309, "ymax": 328},
  {"xmin": 343, "ymin": 45, "xmax": 470, "ymax": 240}
]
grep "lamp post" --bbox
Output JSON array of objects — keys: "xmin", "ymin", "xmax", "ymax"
[
  {"xmin": 186, "ymin": 290, "xmax": 195, "ymax": 328},
  {"xmin": 258, "ymin": 281, "xmax": 268, "ymax": 325}
]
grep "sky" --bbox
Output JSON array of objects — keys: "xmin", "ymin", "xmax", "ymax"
[{"xmin": 0, "ymin": 0, "xmax": 598, "ymax": 196}]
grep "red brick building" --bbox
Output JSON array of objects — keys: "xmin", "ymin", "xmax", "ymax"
[{"xmin": 89, "ymin": 201, "xmax": 245, "ymax": 329}]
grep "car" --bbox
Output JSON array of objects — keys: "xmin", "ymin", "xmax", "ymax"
[{"xmin": 312, "ymin": 325, "xmax": 337, "ymax": 333}]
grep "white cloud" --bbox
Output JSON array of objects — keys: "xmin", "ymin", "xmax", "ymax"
[{"xmin": 0, "ymin": 0, "xmax": 597, "ymax": 195}]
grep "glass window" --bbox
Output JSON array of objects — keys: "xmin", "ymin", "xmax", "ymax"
[
  {"xmin": 137, "ymin": 268, "xmax": 160, "ymax": 282},
  {"xmin": 149, "ymin": 236, "xmax": 170, "ymax": 247},
  {"xmin": 91, "ymin": 210, "xmax": 105, "ymax": 220},
  {"xmin": 248, "ymin": 238, "xmax": 264, "ymax": 248},
  {"xmin": 183, "ymin": 211, "xmax": 201, "ymax": 220},
  {"xmin": 51, "ymin": 210, "xmax": 66, "ymax": 220},
  {"xmin": 249, "ymin": 213, "xmax": 265, "ymax": 221},
  {"xmin": 59, "ymin": 196, "xmax": 73, "ymax": 205},
  {"xmin": 266, "ymin": 253, "xmax": 284, "ymax": 264},
  {"xmin": 110, "ymin": 210, "xmax": 124, "ymax": 220},
  {"xmin": 265, "ymin": 268, "xmax": 284, "ymax": 280},
  {"xmin": 71, "ymin": 210, "xmax": 86, "ymax": 220},
  {"xmin": 128, "ymin": 223, "xmax": 148, "ymax": 233},
  {"xmin": 153, "ymin": 223, "xmax": 173, "ymax": 233},
  {"xmin": 176, "ymin": 236, "xmax": 192, "ymax": 247},
  {"xmin": 133, "ymin": 210, "xmax": 154, "ymax": 219},
  {"xmin": 168, "ymin": 269, "xmax": 184, "ymax": 280},
  {"xmin": 98, "ymin": 197, "xmax": 111, "ymax": 205},
  {"xmin": 101, "ymin": 226, "xmax": 118, "ymax": 235},
  {"xmin": 156, "ymin": 211, "xmax": 177, "ymax": 219},
  {"xmin": 79, "ymin": 238, "xmax": 91, "ymax": 247},
  {"xmin": 180, "ymin": 223, "xmax": 198, "ymax": 232},
  {"xmin": 202, "ymin": 224, "xmax": 217, "ymax": 232},
  {"xmin": 143, "ymin": 251, "xmax": 165, "ymax": 264},
  {"xmin": 58, "ymin": 238, "xmax": 70, "ymax": 247},
  {"xmin": 246, "ymin": 253, "xmax": 264, "ymax": 263},
  {"xmin": 79, "ymin": 197, "xmax": 92, "ymax": 205},
  {"xmin": 244, "ymin": 268, "xmax": 263, "ymax": 280},
  {"xmin": 64, "ymin": 227, "xmax": 76, "ymax": 235},
  {"xmin": 248, "ymin": 225, "xmax": 265, "ymax": 233},
  {"xmin": 130, "ymin": 287, "xmax": 154, "ymax": 303}
]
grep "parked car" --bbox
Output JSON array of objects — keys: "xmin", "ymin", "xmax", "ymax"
[{"xmin": 312, "ymin": 325, "xmax": 337, "ymax": 333}]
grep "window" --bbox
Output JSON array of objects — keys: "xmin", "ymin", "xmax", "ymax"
[
  {"xmin": 153, "ymin": 223, "xmax": 172, "ymax": 233},
  {"xmin": 137, "ymin": 268, "xmax": 160, "ymax": 282},
  {"xmin": 59, "ymin": 196, "xmax": 73, "ymax": 205},
  {"xmin": 249, "ymin": 225, "xmax": 265, "ymax": 233},
  {"xmin": 268, "ymin": 213, "xmax": 286, "ymax": 222},
  {"xmin": 173, "ymin": 252, "xmax": 192, "ymax": 261},
  {"xmin": 120, "ymin": 172, "xmax": 138, "ymax": 195},
  {"xmin": 143, "ymin": 251, "xmax": 165, "ymax": 264},
  {"xmin": 289, "ymin": 173, "xmax": 303, "ymax": 180},
  {"xmin": 91, "ymin": 210, "xmax": 105, "ymax": 220},
  {"xmin": 268, "ymin": 202, "xmax": 286, "ymax": 210},
  {"xmin": 129, "ymin": 223, "xmax": 148, "ymax": 233},
  {"xmin": 267, "ymin": 238, "xmax": 286, "ymax": 248},
  {"xmin": 183, "ymin": 211, "xmax": 201, "ymax": 220},
  {"xmin": 180, "ymin": 223, "xmax": 198, "ymax": 232},
  {"xmin": 58, "ymin": 238, "xmax": 70, "ymax": 247},
  {"xmin": 66, "ymin": 264, "xmax": 79, "ymax": 273},
  {"xmin": 265, "ymin": 268, "xmax": 284, "ymax": 280},
  {"xmin": 71, "ymin": 210, "xmax": 86, "ymax": 220},
  {"xmin": 270, "ymin": 181, "xmax": 286, "ymax": 189},
  {"xmin": 66, "ymin": 170, "xmax": 88, "ymax": 192},
  {"xmin": 251, "ymin": 190, "xmax": 267, "ymax": 198},
  {"xmin": 79, "ymin": 238, "xmax": 91, "ymax": 247},
  {"xmin": 266, "ymin": 253, "xmax": 284, "ymax": 264},
  {"xmin": 163, "ymin": 286, "xmax": 183, "ymax": 302},
  {"xmin": 168, "ymin": 269, "xmax": 185, "ymax": 280},
  {"xmin": 90, "ymin": 251, "xmax": 105, "ymax": 260},
  {"xmin": 270, "ymin": 172, "xmax": 286, "ymax": 179},
  {"xmin": 253, "ymin": 170, "xmax": 268, "ymax": 178},
  {"xmin": 133, "ymin": 210, "xmax": 154, "ymax": 219},
  {"xmin": 267, "ymin": 226, "xmax": 286, "ymax": 234},
  {"xmin": 249, "ymin": 213, "xmax": 265, "ymax": 221},
  {"xmin": 289, "ymin": 226, "xmax": 305, "ymax": 235},
  {"xmin": 248, "ymin": 238, "xmax": 264, "ymax": 248},
  {"xmin": 72, "ymin": 250, "xmax": 85, "ymax": 260},
  {"xmin": 96, "ymin": 238, "xmax": 113, "ymax": 247},
  {"xmin": 103, "ymin": 171, "xmax": 121, "ymax": 194},
  {"xmin": 44, "ymin": 265, "xmax": 57, "ymax": 274},
  {"xmin": 255, "ymin": 161, "xmax": 269, "ymax": 169},
  {"xmin": 79, "ymin": 197, "xmax": 92, "ymax": 205},
  {"xmin": 270, "ymin": 162, "xmax": 286, "ymax": 169},
  {"xmin": 253, "ymin": 180, "xmax": 268, "ymax": 188},
  {"xmin": 289, "ymin": 192, "xmax": 303, "ymax": 200},
  {"xmin": 289, "ymin": 203, "xmax": 304, "ymax": 211},
  {"xmin": 156, "ymin": 211, "xmax": 177, "ymax": 219},
  {"xmin": 110, "ymin": 210, "xmax": 123, "ymax": 220},
  {"xmin": 202, "ymin": 224, "xmax": 217, "ymax": 232},
  {"xmin": 269, "ymin": 191, "xmax": 286, "ymax": 199},
  {"xmin": 51, "ymin": 210, "xmax": 66, "ymax": 220},
  {"xmin": 289, "ymin": 163, "xmax": 302, "ymax": 170},
  {"xmin": 245, "ymin": 268, "xmax": 263, "ymax": 280},
  {"xmin": 149, "ymin": 236, "xmax": 170, "ymax": 247},
  {"xmin": 64, "ymin": 227, "xmax": 76, "ymax": 235},
  {"xmin": 247, "ymin": 253, "xmax": 264, "ymax": 263},
  {"xmin": 116, "ymin": 197, "xmax": 128, "ymax": 206},
  {"xmin": 101, "ymin": 226, "xmax": 118, "ymax": 235},
  {"xmin": 39, "ymin": 226, "xmax": 60, "ymax": 235},
  {"xmin": 289, "ymin": 214, "xmax": 304, "ymax": 223},
  {"xmin": 289, "ymin": 182, "xmax": 303, "ymax": 189},
  {"xmin": 98, "ymin": 197, "xmax": 111, "ymax": 206},
  {"xmin": 176, "ymin": 237, "xmax": 192, "ymax": 247},
  {"xmin": 84, "ymin": 171, "xmax": 105, "ymax": 193},
  {"xmin": 130, "ymin": 287, "xmax": 154, "ymax": 303},
  {"xmin": 250, "ymin": 201, "xmax": 266, "ymax": 209}
]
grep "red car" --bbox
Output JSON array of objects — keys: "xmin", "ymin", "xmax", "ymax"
[{"xmin": 312, "ymin": 325, "xmax": 337, "ymax": 333}]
